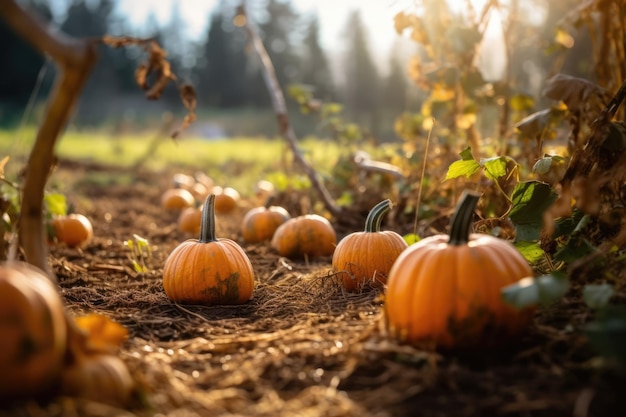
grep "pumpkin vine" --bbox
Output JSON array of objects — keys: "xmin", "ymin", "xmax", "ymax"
[
  {"xmin": 364, "ymin": 199, "xmax": 392, "ymax": 233},
  {"xmin": 448, "ymin": 191, "xmax": 480, "ymax": 246}
]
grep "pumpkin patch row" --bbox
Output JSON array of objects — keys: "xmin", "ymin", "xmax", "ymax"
[{"xmin": 161, "ymin": 183, "xmax": 536, "ymax": 351}]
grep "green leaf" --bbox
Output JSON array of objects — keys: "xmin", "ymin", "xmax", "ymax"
[
  {"xmin": 514, "ymin": 241, "xmax": 545, "ymax": 264},
  {"xmin": 501, "ymin": 271, "xmax": 569, "ymax": 309},
  {"xmin": 480, "ymin": 156, "xmax": 509, "ymax": 180},
  {"xmin": 509, "ymin": 181, "xmax": 557, "ymax": 241},
  {"xmin": 44, "ymin": 193, "xmax": 67, "ymax": 217},
  {"xmin": 583, "ymin": 283, "xmax": 615, "ymax": 310},
  {"xmin": 585, "ymin": 305, "xmax": 626, "ymax": 367},
  {"xmin": 403, "ymin": 233, "xmax": 421, "ymax": 245},
  {"xmin": 444, "ymin": 148, "xmax": 480, "ymax": 181},
  {"xmin": 554, "ymin": 234, "xmax": 597, "ymax": 263}
]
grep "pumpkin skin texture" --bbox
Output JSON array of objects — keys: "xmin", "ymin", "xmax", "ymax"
[
  {"xmin": 163, "ymin": 194, "xmax": 255, "ymax": 305},
  {"xmin": 270, "ymin": 214, "xmax": 337, "ymax": 259},
  {"xmin": 0, "ymin": 261, "xmax": 67, "ymax": 400},
  {"xmin": 161, "ymin": 188, "xmax": 195, "ymax": 211},
  {"xmin": 385, "ymin": 191, "xmax": 534, "ymax": 350},
  {"xmin": 241, "ymin": 197, "xmax": 290, "ymax": 243},
  {"xmin": 332, "ymin": 199, "xmax": 408, "ymax": 292},
  {"xmin": 51, "ymin": 214, "xmax": 94, "ymax": 248}
]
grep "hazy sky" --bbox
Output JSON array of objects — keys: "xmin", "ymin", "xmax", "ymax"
[{"xmin": 114, "ymin": 0, "xmax": 404, "ymax": 54}]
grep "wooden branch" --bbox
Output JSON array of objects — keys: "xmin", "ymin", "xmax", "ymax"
[
  {"xmin": 0, "ymin": 1, "xmax": 97, "ymax": 277},
  {"xmin": 237, "ymin": 5, "xmax": 342, "ymax": 218}
]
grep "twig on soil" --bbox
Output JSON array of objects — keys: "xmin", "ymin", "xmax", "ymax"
[{"xmin": 236, "ymin": 4, "xmax": 342, "ymax": 219}]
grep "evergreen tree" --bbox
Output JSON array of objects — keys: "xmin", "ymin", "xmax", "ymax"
[
  {"xmin": 298, "ymin": 14, "xmax": 335, "ymax": 101},
  {"xmin": 382, "ymin": 45, "xmax": 408, "ymax": 113},
  {"xmin": 195, "ymin": 5, "xmax": 249, "ymax": 108},
  {"xmin": 341, "ymin": 10, "xmax": 381, "ymax": 129},
  {"xmin": 0, "ymin": 0, "xmax": 53, "ymax": 124}
]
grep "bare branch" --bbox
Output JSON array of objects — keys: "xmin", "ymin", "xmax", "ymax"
[{"xmin": 236, "ymin": 4, "xmax": 342, "ymax": 218}]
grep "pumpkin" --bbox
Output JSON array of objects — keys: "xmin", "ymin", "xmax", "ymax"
[
  {"xmin": 332, "ymin": 199, "xmax": 408, "ymax": 291},
  {"xmin": 0, "ymin": 261, "xmax": 67, "ymax": 400},
  {"xmin": 161, "ymin": 187, "xmax": 195, "ymax": 211},
  {"xmin": 177, "ymin": 206, "xmax": 202, "ymax": 234},
  {"xmin": 51, "ymin": 213, "xmax": 94, "ymax": 248},
  {"xmin": 270, "ymin": 214, "xmax": 337, "ymax": 259},
  {"xmin": 213, "ymin": 186, "xmax": 240, "ymax": 214},
  {"xmin": 241, "ymin": 196, "xmax": 290, "ymax": 243},
  {"xmin": 163, "ymin": 194, "xmax": 255, "ymax": 305},
  {"xmin": 384, "ymin": 190, "xmax": 534, "ymax": 350}
]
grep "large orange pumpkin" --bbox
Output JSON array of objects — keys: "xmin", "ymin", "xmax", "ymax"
[
  {"xmin": 163, "ymin": 194, "xmax": 255, "ymax": 305},
  {"xmin": 0, "ymin": 261, "xmax": 67, "ymax": 400},
  {"xmin": 270, "ymin": 214, "xmax": 337, "ymax": 259},
  {"xmin": 332, "ymin": 199, "xmax": 408, "ymax": 291},
  {"xmin": 385, "ymin": 190, "xmax": 534, "ymax": 350},
  {"xmin": 241, "ymin": 197, "xmax": 290, "ymax": 243}
]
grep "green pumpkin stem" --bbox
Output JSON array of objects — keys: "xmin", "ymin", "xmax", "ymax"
[
  {"xmin": 199, "ymin": 194, "xmax": 218, "ymax": 243},
  {"xmin": 448, "ymin": 190, "xmax": 480, "ymax": 246},
  {"xmin": 364, "ymin": 199, "xmax": 392, "ymax": 233}
]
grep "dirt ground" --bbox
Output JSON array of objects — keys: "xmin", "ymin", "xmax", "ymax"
[{"xmin": 2, "ymin": 159, "xmax": 625, "ymax": 417}]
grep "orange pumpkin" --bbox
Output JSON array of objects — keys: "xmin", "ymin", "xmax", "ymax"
[
  {"xmin": 163, "ymin": 194, "xmax": 255, "ymax": 305},
  {"xmin": 332, "ymin": 199, "xmax": 408, "ymax": 291},
  {"xmin": 177, "ymin": 206, "xmax": 202, "ymax": 234},
  {"xmin": 385, "ymin": 191, "xmax": 534, "ymax": 350},
  {"xmin": 51, "ymin": 213, "xmax": 94, "ymax": 248},
  {"xmin": 0, "ymin": 261, "xmax": 67, "ymax": 400},
  {"xmin": 270, "ymin": 214, "xmax": 337, "ymax": 259},
  {"xmin": 213, "ymin": 186, "xmax": 240, "ymax": 214},
  {"xmin": 161, "ymin": 188, "xmax": 195, "ymax": 211},
  {"xmin": 241, "ymin": 197, "xmax": 290, "ymax": 243}
]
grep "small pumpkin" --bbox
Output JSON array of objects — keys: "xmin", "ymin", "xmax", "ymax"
[
  {"xmin": 332, "ymin": 199, "xmax": 408, "ymax": 291},
  {"xmin": 384, "ymin": 190, "xmax": 534, "ymax": 350},
  {"xmin": 51, "ymin": 213, "xmax": 94, "ymax": 248},
  {"xmin": 163, "ymin": 194, "xmax": 255, "ymax": 305},
  {"xmin": 161, "ymin": 187, "xmax": 195, "ymax": 211},
  {"xmin": 213, "ymin": 186, "xmax": 241, "ymax": 214},
  {"xmin": 270, "ymin": 214, "xmax": 337, "ymax": 259},
  {"xmin": 0, "ymin": 261, "xmax": 67, "ymax": 400},
  {"xmin": 177, "ymin": 206, "xmax": 202, "ymax": 234},
  {"xmin": 241, "ymin": 196, "xmax": 290, "ymax": 243}
]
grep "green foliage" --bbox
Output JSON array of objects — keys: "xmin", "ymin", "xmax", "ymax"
[
  {"xmin": 509, "ymin": 181, "xmax": 557, "ymax": 241},
  {"xmin": 501, "ymin": 271, "xmax": 570, "ymax": 309},
  {"xmin": 124, "ymin": 234, "xmax": 152, "ymax": 274}
]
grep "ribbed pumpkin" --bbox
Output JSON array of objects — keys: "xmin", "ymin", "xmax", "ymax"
[
  {"xmin": 51, "ymin": 213, "xmax": 94, "ymax": 248},
  {"xmin": 163, "ymin": 194, "xmax": 255, "ymax": 305},
  {"xmin": 385, "ymin": 190, "xmax": 534, "ymax": 350},
  {"xmin": 332, "ymin": 199, "xmax": 408, "ymax": 291},
  {"xmin": 0, "ymin": 261, "xmax": 67, "ymax": 400},
  {"xmin": 241, "ymin": 197, "xmax": 290, "ymax": 243},
  {"xmin": 270, "ymin": 214, "xmax": 337, "ymax": 259}
]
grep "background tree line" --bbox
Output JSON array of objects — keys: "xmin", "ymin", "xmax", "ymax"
[{"xmin": 0, "ymin": 0, "xmax": 410, "ymax": 139}]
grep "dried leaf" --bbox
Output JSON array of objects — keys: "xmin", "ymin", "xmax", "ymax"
[
  {"xmin": 74, "ymin": 314, "xmax": 128, "ymax": 353},
  {"xmin": 542, "ymin": 73, "xmax": 608, "ymax": 113}
]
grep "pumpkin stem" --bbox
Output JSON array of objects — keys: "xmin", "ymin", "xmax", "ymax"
[
  {"xmin": 364, "ymin": 199, "xmax": 392, "ymax": 233},
  {"xmin": 199, "ymin": 194, "xmax": 218, "ymax": 243},
  {"xmin": 448, "ymin": 190, "xmax": 480, "ymax": 246},
  {"xmin": 264, "ymin": 195, "xmax": 276, "ymax": 209}
]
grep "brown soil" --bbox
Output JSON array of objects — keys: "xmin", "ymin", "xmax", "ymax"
[{"xmin": 2, "ymin": 159, "xmax": 625, "ymax": 417}]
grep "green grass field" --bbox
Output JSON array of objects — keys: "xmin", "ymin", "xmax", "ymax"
[{"xmin": 0, "ymin": 128, "xmax": 378, "ymax": 197}]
